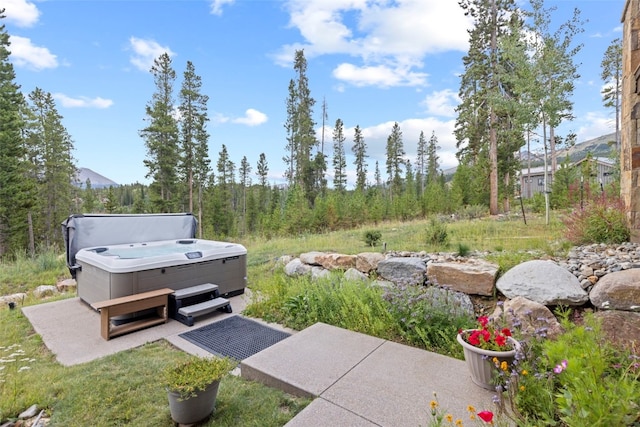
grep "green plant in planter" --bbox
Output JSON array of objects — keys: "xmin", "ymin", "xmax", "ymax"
[{"xmin": 162, "ymin": 355, "xmax": 237, "ymax": 400}]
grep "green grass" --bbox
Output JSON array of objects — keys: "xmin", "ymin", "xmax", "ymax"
[
  {"xmin": 0, "ymin": 308, "xmax": 310, "ymax": 425},
  {"xmin": 0, "ymin": 248, "xmax": 68, "ymax": 296},
  {"xmin": 0, "ymin": 214, "xmax": 566, "ymax": 424}
]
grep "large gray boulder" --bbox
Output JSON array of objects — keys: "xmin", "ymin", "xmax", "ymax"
[
  {"xmin": 426, "ymin": 259, "xmax": 498, "ymax": 296},
  {"xmin": 376, "ymin": 257, "xmax": 427, "ymax": 285},
  {"xmin": 299, "ymin": 251, "xmax": 324, "ymax": 266},
  {"xmin": 496, "ymin": 260, "xmax": 588, "ymax": 306},
  {"xmin": 589, "ymin": 268, "xmax": 640, "ymax": 311},
  {"xmin": 284, "ymin": 258, "xmax": 312, "ymax": 276},
  {"xmin": 344, "ymin": 268, "xmax": 368, "ymax": 282}
]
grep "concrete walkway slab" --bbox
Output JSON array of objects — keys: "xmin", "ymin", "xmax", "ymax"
[
  {"xmin": 284, "ymin": 398, "xmax": 377, "ymax": 427},
  {"xmin": 241, "ymin": 322, "xmax": 385, "ymax": 397},
  {"xmin": 242, "ymin": 323, "xmax": 497, "ymax": 427}
]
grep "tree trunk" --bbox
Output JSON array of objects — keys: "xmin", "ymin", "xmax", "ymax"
[
  {"xmin": 550, "ymin": 126, "xmax": 556, "ymax": 181},
  {"xmin": 28, "ymin": 211, "xmax": 35, "ymax": 257},
  {"xmin": 489, "ymin": 0, "xmax": 499, "ymax": 215}
]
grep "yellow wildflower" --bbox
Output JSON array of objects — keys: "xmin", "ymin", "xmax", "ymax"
[
  {"xmin": 467, "ymin": 405, "xmax": 476, "ymax": 413},
  {"xmin": 455, "ymin": 419, "xmax": 464, "ymax": 427},
  {"xmin": 520, "ymin": 385, "xmax": 526, "ymax": 391},
  {"xmin": 430, "ymin": 400, "xmax": 438, "ymax": 409},
  {"xmin": 522, "ymin": 369, "xmax": 528, "ymax": 376},
  {"xmin": 446, "ymin": 414, "xmax": 454, "ymax": 423},
  {"xmin": 500, "ymin": 361, "xmax": 508, "ymax": 371}
]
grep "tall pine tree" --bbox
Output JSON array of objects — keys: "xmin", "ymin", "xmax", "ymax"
[
  {"xmin": 178, "ymin": 60, "xmax": 210, "ymax": 215},
  {"xmin": 25, "ymin": 88, "xmax": 76, "ymax": 246},
  {"xmin": 140, "ymin": 53, "xmax": 180, "ymax": 212},
  {"xmin": 0, "ymin": 11, "xmax": 34, "ymax": 255},
  {"xmin": 601, "ymin": 37, "xmax": 622, "ymax": 150},
  {"xmin": 332, "ymin": 118, "xmax": 347, "ymax": 192},
  {"xmin": 352, "ymin": 125, "xmax": 368, "ymax": 192}
]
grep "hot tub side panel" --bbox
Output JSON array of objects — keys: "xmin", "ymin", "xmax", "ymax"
[
  {"xmin": 135, "ymin": 255, "xmax": 246, "ymax": 297},
  {"xmin": 76, "ymin": 262, "xmax": 135, "ymax": 305}
]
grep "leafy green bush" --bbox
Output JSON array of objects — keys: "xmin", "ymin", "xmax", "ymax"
[
  {"xmin": 496, "ymin": 310, "xmax": 640, "ymax": 426},
  {"xmin": 382, "ymin": 283, "xmax": 475, "ymax": 357},
  {"xmin": 562, "ymin": 196, "xmax": 630, "ymax": 244},
  {"xmin": 456, "ymin": 243, "xmax": 471, "ymax": 257},
  {"xmin": 363, "ymin": 230, "xmax": 382, "ymax": 247},
  {"xmin": 455, "ymin": 204, "xmax": 488, "ymax": 220},
  {"xmin": 425, "ymin": 218, "xmax": 449, "ymax": 245}
]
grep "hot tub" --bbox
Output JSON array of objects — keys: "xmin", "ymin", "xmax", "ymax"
[{"xmin": 74, "ymin": 239, "xmax": 247, "ymax": 305}]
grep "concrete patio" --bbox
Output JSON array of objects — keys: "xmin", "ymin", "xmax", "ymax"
[{"xmin": 22, "ymin": 296, "xmax": 497, "ymax": 426}]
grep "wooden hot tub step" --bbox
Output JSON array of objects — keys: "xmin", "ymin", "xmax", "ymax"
[{"xmin": 176, "ymin": 297, "xmax": 232, "ymax": 326}]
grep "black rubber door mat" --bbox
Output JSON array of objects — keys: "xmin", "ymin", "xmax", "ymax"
[{"xmin": 179, "ymin": 316, "xmax": 291, "ymax": 360}]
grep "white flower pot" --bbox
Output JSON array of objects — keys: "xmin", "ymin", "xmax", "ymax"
[{"xmin": 457, "ymin": 330, "xmax": 520, "ymax": 390}]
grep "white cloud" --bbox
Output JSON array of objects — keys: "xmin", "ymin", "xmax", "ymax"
[
  {"xmin": 232, "ymin": 109, "xmax": 268, "ymax": 126},
  {"xmin": 8, "ymin": 35, "xmax": 57, "ymax": 70},
  {"xmin": 210, "ymin": 0, "xmax": 235, "ymax": 16},
  {"xmin": 421, "ymin": 89, "xmax": 460, "ymax": 118},
  {"xmin": 53, "ymin": 93, "xmax": 114, "ymax": 109},
  {"xmin": 333, "ymin": 63, "xmax": 427, "ymax": 87},
  {"xmin": 128, "ymin": 37, "xmax": 175, "ymax": 72},
  {"xmin": 337, "ymin": 117, "xmax": 459, "ymax": 172},
  {"xmin": 574, "ymin": 112, "xmax": 616, "ymax": 142},
  {"xmin": 3, "ymin": 0, "xmax": 40, "ymax": 27},
  {"xmin": 278, "ymin": 0, "xmax": 471, "ymax": 88}
]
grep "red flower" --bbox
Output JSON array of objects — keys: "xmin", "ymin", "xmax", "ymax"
[
  {"xmin": 478, "ymin": 316, "xmax": 489, "ymax": 327},
  {"xmin": 477, "ymin": 410, "xmax": 494, "ymax": 423},
  {"xmin": 461, "ymin": 317, "xmax": 515, "ymax": 351},
  {"xmin": 468, "ymin": 330, "xmax": 481, "ymax": 346}
]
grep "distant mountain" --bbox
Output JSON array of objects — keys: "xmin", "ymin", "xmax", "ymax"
[
  {"xmin": 557, "ymin": 132, "xmax": 617, "ymax": 162},
  {"xmin": 519, "ymin": 132, "xmax": 617, "ymax": 166},
  {"xmin": 443, "ymin": 132, "xmax": 617, "ymax": 179},
  {"xmin": 74, "ymin": 167, "xmax": 119, "ymax": 189}
]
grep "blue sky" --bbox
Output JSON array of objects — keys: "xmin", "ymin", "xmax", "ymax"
[{"xmin": 3, "ymin": 0, "xmax": 625, "ymax": 187}]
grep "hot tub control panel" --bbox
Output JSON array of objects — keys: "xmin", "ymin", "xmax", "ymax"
[{"xmin": 185, "ymin": 251, "xmax": 203, "ymax": 259}]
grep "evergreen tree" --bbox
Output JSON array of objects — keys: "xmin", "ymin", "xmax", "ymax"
[
  {"xmin": 256, "ymin": 152, "xmax": 269, "ymax": 211},
  {"xmin": 426, "ymin": 131, "xmax": 441, "ymax": 184},
  {"xmin": 601, "ymin": 37, "xmax": 622, "ymax": 150},
  {"xmin": 140, "ymin": 52, "xmax": 180, "ymax": 212},
  {"xmin": 332, "ymin": 118, "xmax": 347, "ymax": 192},
  {"xmin": 211, "ymin": 145, "xmax": 235, "ymax": 236},
  {"xmin": 178, "ymin": 60, "xmax": 210, "ymax": 214},
  {"xmin": 283, "ymin": 79, "xmax": 296, "ymax": 184},
  {"xmin": 103, "ymin": 186, "xmax": 119, "ymax": 213},
  {"xmin": 385, "ymin": 122, "xmax": 405, "ymax": 198},
  {"xmin": 416, "ymin": 131, "xmax": 427, "ymax": 196},
  {"xmin": 83, "ymin": 178, "xmax": 97, "ymax": 212},
  {"xmin": 374, "ymin": 161, "xmax": 382, "ymax": 187},
  {"xmin": 25, "ymin": 88, "xmax": 76, "ymax": 247},
  {"xmin": 239, "ymin": 155, "xmax": 251, "ymax": 235},
  {"xmin": 456, "ymin": 0, "xmax": 521, "ymax": 215},
  {"xmin": 352, "ymin": 125, "xmax": 368, "ymax": 192},
  {"xmin": 284, "ymin": 50, "xmax": 318, "ymax": 204},
  {"xmin": 0, "ymin": 11, "xmax": 33, "ymax": 255}
]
